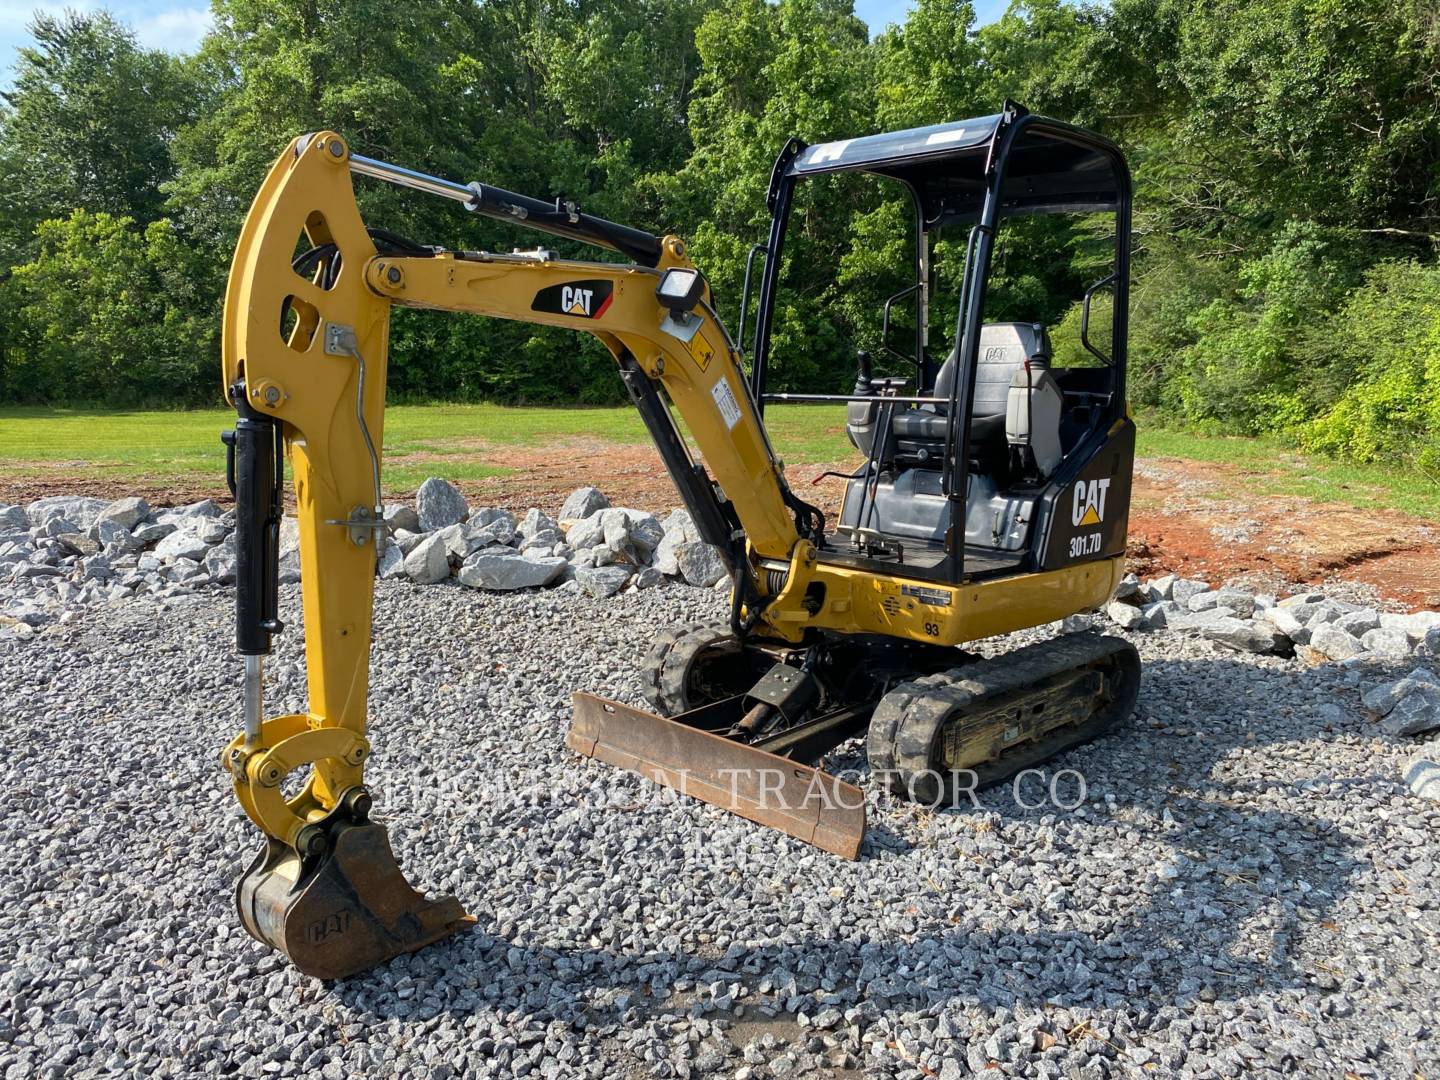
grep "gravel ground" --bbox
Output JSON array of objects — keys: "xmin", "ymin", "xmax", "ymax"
[{"xmin": 1, "ymin": 579, "xmax": 1437, "ymax": 1079}]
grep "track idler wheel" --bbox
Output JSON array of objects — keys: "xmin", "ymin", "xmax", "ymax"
[
  {"xmin": 235, "ymin": 791, "xmax": 473, "ymax": 980},
  {"xmin": 640, "ymin": 622, "xmax": 769, "ymax": 716},
  {"xmin": 868, "ymin": 632, "xmax": 1141, "ymax": 806}
]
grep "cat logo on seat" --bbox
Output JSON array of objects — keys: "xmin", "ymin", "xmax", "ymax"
[{"xmin": 1071, "ymin": 477, "xmax": 1111, "ymax": 527}]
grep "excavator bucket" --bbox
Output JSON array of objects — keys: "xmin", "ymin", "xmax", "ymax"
[
  {"xmin": 236, "ymin": 819, "xmax": 474, "ymax": 980},
  {"xmin": 567, "ymin": 692, "xmax": 867, "ymax": 859}
]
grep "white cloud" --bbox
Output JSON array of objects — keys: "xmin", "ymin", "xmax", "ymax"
[
  {"xmin": 133, "ymin": 6, "xmax": 212, "ymax": 53},
  {"xmin": 1, "ymin": 1, "xmax": 212, "ymax": 87}
]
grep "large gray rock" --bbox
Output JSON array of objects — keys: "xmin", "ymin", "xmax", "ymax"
[
  {"xmin": 95, "ymin": 496, "xmax": 150, "ymax": 530},
  {"xmin": 1306, "ymin": 601, "xmax": 1354, "ymax": 628},
  {"xmin": 1275, "ymin": 600, "xmax": 1326, "ymax": 625},
  {"xmin": 1147, "ymin": 574, "xmax": 1178, "ymax": 601},
  {"xmin": 1263, "ymin": 606, "xmax": 1311, "ymax": 644},
  {"xmin": 631, "ymin": 566, "xmax": 665, "ymax": 590},
  {"xmin": 27, "ymin": 495, "xmax": 109, "ymax": 530},
  {"xmin": 1113, "ymin": 573, "xmax": 1141, "ymax": 601},
  {"xmin": 278, "ymin": 515, "xmax": 301, "ymax": 558},
  {"xmin": 1336, "ymin": 608, "xmax": 1381, "ymax": 637},
  {"xmin": 403, "ymin": 532, "xmax": 451, "ymax": 584},
  {"xmin": 132, "ymin": 521, "xmax": 176, "ymax": 545},
  {"xmin": 1404, "ymin": 755, "xmax": 1440, "ymax": 800},
  {"xmin": 153, "ymin": 528, "xmax": 210, "ymax": 562},
  {"xmin": 1309, "ymin": 623, "xmax": 1364, "ymax": 661},
  {"xmin": 383, "ymin": 503, "xmax": 420, "ymax": 533},
  {"xmin": 1213, "ymin": 587, "xmax": 1256, "ymax": 619},
  {"xmin": 519, "ymin": 528, "xmax": 563, "ymax": 554},
  {"xmin": 1171, "ymin": 578, "xmax": 1211, "ymax": 605},
  {"xmin": 415, "ymin": 478, "xmax": 469, "ymax": 532},
  {"xmin": 1379, "ymin": 610, "xmax": 1440, "ymax": 645},
  {"xmin": 1105, "ymin": 600, "xmax": 1146, "ymax": 630},
  {"xmin": 558, "ymin": 486, "xmax": 609, "ymax": 525},
  {"xmin": 518, "ymin": 507, "xmax": 559, "ymax": 539},
  {"xmin": 1186, "ymin": 590, "xmax": 1219, "ymax": 613},
  {"xmin": 599, "ymin": 507, "xmax": 663, "ymax": 559},
  {"xmin": 90, "ymin": 518, "xmax": 140, "ymax": 554},
  {"xmin": 1425, "ymin": 627, "xmax": 1440, "ymax": 657},
  {"xmin": 159, "ymin": 498, "xmax": 221, "ymax": 521},
  {"xmin": 392, "ymin": 529, "xmax": 424, "ymax": 556},
  {"xmin": 653, "ymin": 508, "xmax": 699, "ymax": 576},
  {"xmin": 278, "ymin": 550, "xmax": 302, "ymax": 584},
  {"xmin": 376, "ymin": 541, "xmax": 406, "ymax": 580},
  {"xmin": 1197, "ymin": 614, "xmax": 1289, "ymax": 655},
  {"xmin": 457, "ymin": 553, "xmax": 566, "ymax": 591},
  {"xmin": 565, "ymin": 510, "xmax": 607, "ymax": 551},
  {"xmin": 0, "ymin": 505, "xmax": 27, "ymax": 530},
  {"xmin": 1383, "ymin": 684, "xmax": 1440, "ymax": 737},
  {"xmin": 1141, "ymin": 600, "xmax": 1184, "ymax": 629},
  {"xmin": 437, "ymin": 521, "xmax": 493, "ymax": 562},
  {"xmin": 467, "ymin": 507, "xmax": 517, "ymax": 544},
  {"xmin": 676, "ymin": 541, "xmax": 728, "ymax": 588},
  {"xmin": 1360, "ymin": 626, "xmax": 1412, "ymax": 658},
  {"xmin": 203, "ymin": 543, "xmax": 237, "ymax": 585},
  {"xmin": 575, "ymin": 564, "xmax": 632, "ymax": 598}
]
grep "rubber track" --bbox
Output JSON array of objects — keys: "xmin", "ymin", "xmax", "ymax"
[
  {"xmin": 866, "ymin": 631, "xmax": 1139, "ymax": 804},
  {"xmin": 638, "ymin": 621, "xmax": 736, "ymax": 715}
]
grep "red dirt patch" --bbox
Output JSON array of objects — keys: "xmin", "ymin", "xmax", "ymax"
[{"xmin": 1128, "ymin": 458, "xmax": 1440, "ymax": 609}]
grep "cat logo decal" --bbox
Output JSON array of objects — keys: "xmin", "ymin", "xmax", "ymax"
[
  {"xmin": 531, "ymin": 279, "xmax": 614, "ymax": 319},
  {"xmin": 1071, "ymin": 477, "xmax": 1111, "ymax": 527}
]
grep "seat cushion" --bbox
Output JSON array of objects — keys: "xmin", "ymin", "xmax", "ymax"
[
  {"xmin": 891, "ymin": 410, "xmax": 947, "ymax": 440},
  {"xmin": 891, "ymin": 409, "xmax": 1005, "ymax": 442}
]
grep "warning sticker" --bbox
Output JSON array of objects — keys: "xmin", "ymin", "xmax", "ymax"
[
  {"xmin": 711, "ymin": 376, "xmax": 743, "ymax": 430},
  {"xmin": 688, "ymin": 330, "xmax": 715, "ymax": 372}
]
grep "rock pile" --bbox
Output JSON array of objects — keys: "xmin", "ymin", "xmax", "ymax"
[
  {"xmin": 5, "ymin": 481, "xmax": 1440, "ymax": 674},
  {"xmin": 0, "ymin": 481, "xmax": 732, "ymax": 635},
  {"xmin": 1096, "ymin": 571, "xmax": 1440, "ymax": 663}
]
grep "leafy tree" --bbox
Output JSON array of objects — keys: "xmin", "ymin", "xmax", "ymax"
[
  {"xmin": 0, "ymin": 12, "xmax": 198, "ymax": 267},
  {"xmin": 0, "ymin": 0, "xmax": 1436, "ymax": 466},
  {"xmin": 2, "ymin": 211, "xmax": 217, "ymax": 404}
]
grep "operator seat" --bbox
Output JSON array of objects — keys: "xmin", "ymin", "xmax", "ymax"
[{"xmin": 893, "ymin": 322, "xmax": 1054, "ymax": 443}]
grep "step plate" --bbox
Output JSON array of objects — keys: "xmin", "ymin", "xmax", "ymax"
[{"xmin": 568, "ymin": 693, "xmax": 866, "ymax": 860}]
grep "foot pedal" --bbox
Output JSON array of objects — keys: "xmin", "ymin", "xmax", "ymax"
[{"xmin": 236, "ymin": 818, "xmax": 473, "ymax": 980}]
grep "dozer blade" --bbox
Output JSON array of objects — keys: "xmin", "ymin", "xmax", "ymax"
[
  {"xmin": 568, "ymin": 692, "xmax": 866, "ymax": 859},
  {"xmin": 236, "ymin": 819, "xmax": 473, "ymax": 980}
]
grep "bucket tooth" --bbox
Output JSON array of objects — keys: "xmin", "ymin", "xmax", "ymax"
[
  {"xmin": 236, "ymin": 820, "xmax": 473, "ymax": 980},
  {"xmin": 568, "ymin": 692, "xmax": 866, "ymax": 859}
]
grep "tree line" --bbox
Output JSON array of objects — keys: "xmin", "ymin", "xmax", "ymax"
[{"xmin": 0, "ymin": 0, "xmax": 1436, "ymax": 473}]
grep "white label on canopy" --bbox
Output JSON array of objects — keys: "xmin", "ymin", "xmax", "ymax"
[
  {"xmin": 808, "ymin": 139, "xmax": 853, "ymax": 164},
  {"xmin": 712, "ymin": 376, "xmax": 743, "ymax": 430},
  {"xmin": 925, "ymin": 127, "xmax": 970, "ymax": 146}
]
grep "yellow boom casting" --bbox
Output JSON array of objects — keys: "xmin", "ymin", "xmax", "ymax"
[{"xmin": 221, "ymin": 105, "xmax": 1142, "ymax": 979}]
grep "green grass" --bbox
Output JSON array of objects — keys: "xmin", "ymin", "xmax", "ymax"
[
  {"xmin": 1138, "ymin": 424, "xmax": 1440, "ymax": 520},
  {"xmin": 3, "ymin": 403, "xmax": 1433, "ymax": 520},
  {"xmin": 0, "ymin": 403, "xmax": 854, "ymax": 492}
]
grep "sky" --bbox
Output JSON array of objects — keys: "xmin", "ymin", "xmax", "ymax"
[{"xmin": 1, "ymin": 0, "xmax": 1009, "ymax": 90}]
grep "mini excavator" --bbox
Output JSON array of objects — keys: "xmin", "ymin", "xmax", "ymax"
[{"xmin": 220, "ymin": 102, "xmax": 1141, "ymax": 978}]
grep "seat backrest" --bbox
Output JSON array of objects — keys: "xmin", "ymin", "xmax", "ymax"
[{"xmin": 933, "ymin": 322, "xmax": 1052, "ymax": 416}]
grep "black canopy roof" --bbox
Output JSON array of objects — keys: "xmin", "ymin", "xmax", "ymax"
[{"xmin": 786, "ymin": 112, "xmax": 1124, "ymax": 226}]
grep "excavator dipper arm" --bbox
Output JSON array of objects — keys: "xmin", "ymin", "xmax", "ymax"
[{"xmin": 219, "ymin": 132, "xmax": 819, "ymax": 978}]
